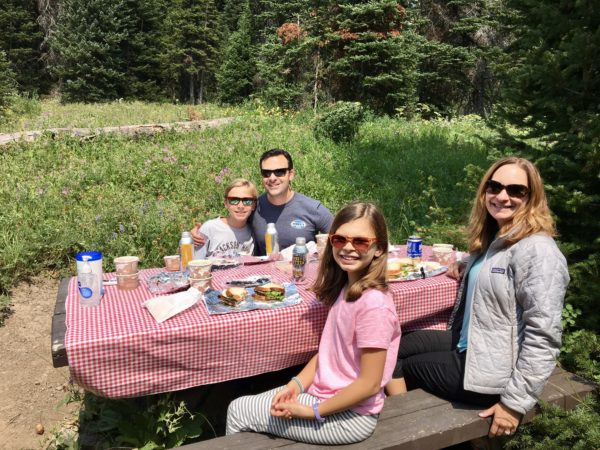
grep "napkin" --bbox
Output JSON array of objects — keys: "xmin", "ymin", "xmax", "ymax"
[
  {"xmin": 280, "ymin": 241, "xmax": 318, "ymax": 262},
  {"xmin": 144, "ymin": 287, "xmax": 201, "ymax": 323}
]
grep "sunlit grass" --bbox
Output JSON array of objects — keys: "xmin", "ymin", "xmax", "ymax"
[
  {"xmin": 0, "ymin": 97, "xmax": 238, "ymax": 133},
  {"xmin": 0, "ymin": 106, "xmax": 490, "ymax": 295}
]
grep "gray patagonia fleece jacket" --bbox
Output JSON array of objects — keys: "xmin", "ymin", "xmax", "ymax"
[{"xmin": 448, "ymin": 233, "xmax": 569, "ymax": 415}]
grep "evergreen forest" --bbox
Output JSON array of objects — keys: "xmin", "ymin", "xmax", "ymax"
[{"xmin": 1, "ymin": 0, "xmax": 599, "ymax": 447}]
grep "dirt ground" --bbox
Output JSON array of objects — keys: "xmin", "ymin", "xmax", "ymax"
[{"xmin": 0, "ymin": 275, "xmax": 81, "ymax": 450}]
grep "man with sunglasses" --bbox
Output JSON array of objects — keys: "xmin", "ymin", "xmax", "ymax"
[
  {"xmin": 252, "ymin": 148, "xmax": 333, "ymax": 255},
  {"xmin": 192, "ymin": 149, "xmax": 333, "ymax": 256}
]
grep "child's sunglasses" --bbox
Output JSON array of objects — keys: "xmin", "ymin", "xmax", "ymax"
[
  {"xmin": 485, "ymin": 180, "xmax": 529, "ymax": 199},
  {"xmin": 226, "ymin": 197, "xmax": 256, "ymax": 206},
  {"xmin": 261, "ymin": 168, "xmax": 289, "ymax": 178},
  {"xmin": 329, "ymin": 234, "xmax": 378, "ymax": 253}
]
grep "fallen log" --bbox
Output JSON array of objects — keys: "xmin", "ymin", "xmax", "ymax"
[{"xmin": 0, "ymin": 117, "xmax": 236, "ymax": 146}]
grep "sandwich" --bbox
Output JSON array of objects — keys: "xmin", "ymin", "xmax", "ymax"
[
  {"xmin": 219, "ymin": 287, "xmax": 248, "ymax": 307},
  {"xmin": 253, "ymin": 283, "xmax": 285, "ymax": 302},
  {"xmin": 387, "ymin": 258, "xmax": 415, "ymax": 279}
]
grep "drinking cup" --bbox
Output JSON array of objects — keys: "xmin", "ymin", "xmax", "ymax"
[
  {"xmin": 116, "ymin": 272, "xmax": 140, "ymax": 290},
  {"xmin": 189, "ymin": 275, "xmax": 212, "ymax": 294},
  {"xmin": 114, "ymin": 256, "xmax": 140, "ymax": 275},
  {"xmin": 432, "ymin": 245, "xmax": 454, "ymax": 266},
  {"xmin": 187, "ymin": 259, "xmax": 212, "ymax": 278},
  {"xmin": 164, "ymin": 255, "xmax": 181, "ymax": 272}
]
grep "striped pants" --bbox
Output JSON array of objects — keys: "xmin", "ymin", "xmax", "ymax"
[{"xmin": 226, "ymin": 387, "xmax": 378, "ymax": 445}]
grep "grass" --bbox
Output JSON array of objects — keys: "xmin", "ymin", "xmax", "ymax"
[
  {"xmin": 0, "ymin": 97, "xmax": 233, "ymax": 133},
  {"xmin": 0, "ymin": 101, "xmax": 491, "ymax": 297}
]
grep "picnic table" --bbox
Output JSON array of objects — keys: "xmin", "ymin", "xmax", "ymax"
[{"xmin": 53, "ymin": 246, "xmax": 459, "ymax": 399}]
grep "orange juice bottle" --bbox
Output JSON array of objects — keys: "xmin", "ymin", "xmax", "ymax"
[{"xmin": 179, "ymin": 231, "xmax": 194, "ymax": 270}]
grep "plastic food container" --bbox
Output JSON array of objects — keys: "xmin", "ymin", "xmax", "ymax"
[
  {"xmin": 187, "ymin": 259, "xmax": 212, "ymax": 278},
  {"xmin": 164, "ymin": 255, "xmax": 181, "ymax": 272},
  {"xmin": 114, "ymin": 256, "xmax": 140, "ymax": 275},
  {"xmin": 188, "ymin": 275, "xmax": 212, "ymax": 294},
  {"xmin": 116, "ymin": 272, "xmax": 140, "ymax": 290}
]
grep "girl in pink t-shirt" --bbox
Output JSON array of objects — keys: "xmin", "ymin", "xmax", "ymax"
[{"xmin": 226, "ymin": 202, "xmax": 401, "ymax": 445}]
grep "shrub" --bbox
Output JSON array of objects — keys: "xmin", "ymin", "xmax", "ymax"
[{"xmin": 313, "ymin": 101, "xmax": 365, "ymax": 143}]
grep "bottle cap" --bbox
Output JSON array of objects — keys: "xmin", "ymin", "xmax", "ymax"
[
  {"xmin": 182, "ymin": 231, "xmax": 192, "ymax": 238},
  {"xmin": 295, "ymin": 237, "xmax": 306, "ymax": 245}
]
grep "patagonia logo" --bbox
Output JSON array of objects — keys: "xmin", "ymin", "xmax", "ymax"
[
  {"xmin": 491, "ymin": 267, "xmax": 506, "ymax": 274},
  {"xmin": 290, "ymin": 219, "xmax": 307, "ymax": 229}
]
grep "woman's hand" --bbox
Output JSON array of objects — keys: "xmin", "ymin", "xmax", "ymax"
[
  {"xmin": 446, "ymin": 261, "xmax": 466, "ymax": 280},
  {"xmin": 479, "ymin": 402, "xmax": 521, "ymax": 437}
]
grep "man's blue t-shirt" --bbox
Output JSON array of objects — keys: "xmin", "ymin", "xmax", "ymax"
[{"xmin": 252, "ymin": 192, "xmax": 333, "ymax": 255}]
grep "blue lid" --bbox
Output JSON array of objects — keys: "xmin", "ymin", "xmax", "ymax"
[{"xmin": 76, "ymin": 251, "xmax": 103, "ymax": 262}]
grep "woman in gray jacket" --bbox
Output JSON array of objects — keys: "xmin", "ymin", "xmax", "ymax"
[{"xmin": 386, "ymin": 157, "xmax": 569, "ymax": 438}]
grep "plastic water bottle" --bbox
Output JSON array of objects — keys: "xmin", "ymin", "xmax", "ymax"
[
  {"xmin": 78, "ymin": 255, "xmax": 101, "ymax": 307},
  {"xmin": 265, "ymin": 223, "xmax": 279, "ymax": 256},
  {"xmin": 180, "ymin": 231, "xmax": 194, "ymax": 270},
  {"xmin": 292, "ymin": 237, "xmax": 308, "ymax": 280}
]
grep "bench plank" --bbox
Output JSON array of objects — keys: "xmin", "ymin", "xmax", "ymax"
[{"xmin": 51, "ymin": 277, "xmax": 69, "ymax": 368}]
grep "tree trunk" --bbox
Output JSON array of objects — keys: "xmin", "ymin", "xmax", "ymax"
[
  {"xmin": 313, "ymin": 49, "xmax": 320, "ymax": 112},
  {"xmin": 198, "ymin": 70, "xmax": 204, "ymax": 104},
  {"xmin": 189, "ymin": 73, "xmax": 195, "ymax": 105}
]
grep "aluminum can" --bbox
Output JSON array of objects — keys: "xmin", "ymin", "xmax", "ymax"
[{"xmin": 407, "ymin": 235, "xmax": 423, "ymax": 259}]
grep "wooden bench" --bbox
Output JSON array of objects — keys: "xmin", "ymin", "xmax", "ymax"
[
  {"xmin": 51, "ymin": 278, "xmax": 69, "ymax": 368},
  {"xmin": 173, "ymin": 367, "xmax": 595, "ymax": 450}
]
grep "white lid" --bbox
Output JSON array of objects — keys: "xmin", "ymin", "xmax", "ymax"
[{"xmin": 295, "ymin": 237, "xmax": 306, "ymax": 245}]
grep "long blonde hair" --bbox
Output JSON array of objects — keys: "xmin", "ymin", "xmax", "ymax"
[
  {"xmin": 311, "ymin": 202, "xmax": 388, "ymax": 306},
  {"xmin": 467, "ymin": 157, "xmax": 556, "ymax": 254}
]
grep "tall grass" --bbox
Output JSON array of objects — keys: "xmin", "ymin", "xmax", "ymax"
[
  {"xmin": 0, "ymin": 103, "xmax": 490, "ymax": 297},
  {"xmin": 0, "ymin": 97, "xmax": 232, "ymax": 133}
]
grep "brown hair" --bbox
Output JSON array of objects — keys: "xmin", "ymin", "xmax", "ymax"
[
  {"xmin": 467, "ymin": 157, "xmax": 556, "ymax": 254},
  {"xmin": 311, "ymin": 202, "xmax": 388, "ymax": 306},
  {"xmin": 224, "ymin": 178, "xmax": 258, "ymax": 198}
]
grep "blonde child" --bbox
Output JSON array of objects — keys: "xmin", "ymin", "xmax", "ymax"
[
  {"xmin": 194, "ymin": 179, "xmax": 257, "ymax": 259},
  {"xmin": 226, "ymin": 202, "xmax": 401, "ymax": 444}
]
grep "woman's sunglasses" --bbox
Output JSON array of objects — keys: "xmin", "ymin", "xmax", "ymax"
[
  {"xmin": 226, "ymin": 197, "xmax": 256, "ymax": 206},
  {"xmin": 329, "ymin": 234, "xmax": 378, "ymax": 253},
  {"xmin": 485, "ymin": 180, "xmax": 529, "ymax": 199},
  {"xmin": 261, "ymin": 168, "xmax": 289, "ymax": 178}
]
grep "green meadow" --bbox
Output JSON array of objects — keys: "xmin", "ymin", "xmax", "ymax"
[{"xmin": 0, "ymin": 102, "xmax": 490, "ymax": 297}]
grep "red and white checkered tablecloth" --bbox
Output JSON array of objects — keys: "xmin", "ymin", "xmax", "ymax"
[{"xmin": 65, "ymin": 254, "xmax": 458, "ymax": 398}]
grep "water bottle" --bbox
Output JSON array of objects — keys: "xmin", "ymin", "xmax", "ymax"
[
  {"xmin": 180, "ymin": 231, "xmax": 194, "ymax": 270},
  {"xmin": 265, "ymin": 223, "xmax": 279, "ymax": 256},
  {"xmin": 78, "ymin": 255, "xmax": 101, "ymax": 307},
  {"xmin": 292, "ymin": 237, "xmax": 308, "ymax": 280}
]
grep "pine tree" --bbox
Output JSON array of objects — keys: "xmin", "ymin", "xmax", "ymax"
[
  {"xmin": 161, "ymin": 0, "xmax": 222, "ymax": 103},
  {"xmin": 319, "ymin": 0, "xmax": 419, "ymax": 114},
  {"xmin": 217, "ymin": 2, "xmax": 256, "ymax": 104},
  {"xmin": 495, "ymin": 0, "xmax": 600, "ymax": 333},
  {"xmin": 0, "ymin": 50, "xmax": 17, "ymax": 120},
  {"xmin": 121, "ymin": 0, "xmax": 167, "ymax": 100},
  {"xmin": 49, "ymin": 0, "xmax": 132, "ymax": 102},
  {"xmin": 0, "ymin": 0, "xmax": 50, "ymax": 94}
]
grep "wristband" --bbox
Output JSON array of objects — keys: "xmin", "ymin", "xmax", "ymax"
[
  {"xmin": 312, "ymin": 402, "xmax": 326, "ymax": 423},
  {"xmin": 291, "ymin": 376, "xmax": 304, "ymax": 393}
]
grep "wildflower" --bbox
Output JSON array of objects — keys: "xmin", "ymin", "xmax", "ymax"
[
  {"xmin": 36, "ymin": 187, "xmax": 45, "ymax": 195},
  {"xmin": 95, "ymin": 215, "xmax": 102, "ymax": 223},
  {"xmin": 119, "ymin": 224, "xmax": 125, "ymax": 233},
  {"xmin": 62, "ymin": 187, "xmax": 71, "ymax": 196}
]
